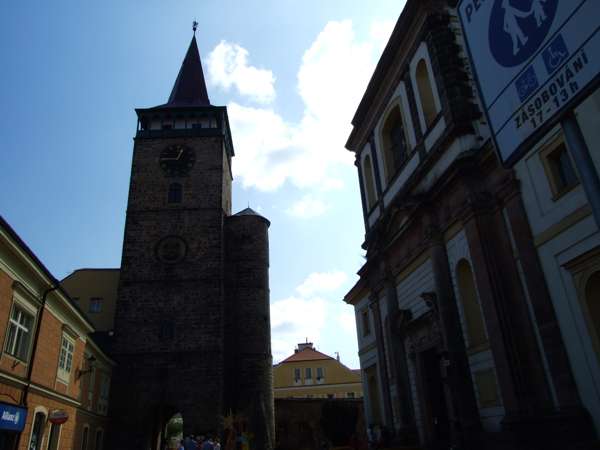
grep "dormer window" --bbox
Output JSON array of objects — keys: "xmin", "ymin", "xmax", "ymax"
[{"xmin": 381, "ymin": 106, "xmax": 409, "ymax": 181}]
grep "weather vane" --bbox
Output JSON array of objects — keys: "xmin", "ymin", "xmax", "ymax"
[{"xmin": 193, "ymin": 20, "xmax": 198, "ymax": 35}]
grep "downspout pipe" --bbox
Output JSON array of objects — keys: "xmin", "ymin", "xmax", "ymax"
[{"xmin": 14, "ymin": 282, "xmax": 59, "ymax": 450}]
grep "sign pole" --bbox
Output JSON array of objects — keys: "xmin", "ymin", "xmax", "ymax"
[{"xmin": 561, "ymin": 110, "xmax": 600, "ymax": 228}]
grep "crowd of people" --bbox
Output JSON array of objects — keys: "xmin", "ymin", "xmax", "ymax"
[{"xmin": 179, "ymin": 435, "xmax": 221, "ymax": 450}]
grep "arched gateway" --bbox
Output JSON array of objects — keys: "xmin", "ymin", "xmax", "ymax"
[{"xmin": 107, "ymin": 31, "xmax": 274, "ymax": 450}]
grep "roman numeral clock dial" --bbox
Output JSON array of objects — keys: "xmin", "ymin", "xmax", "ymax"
[{"xmin": 159, "ymin": 144, "xmax": 195, "ymax": 177}]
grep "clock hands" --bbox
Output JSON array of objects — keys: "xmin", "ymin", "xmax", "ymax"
[{"xmin": 161, "ymin": 148, "xmax": 184, "ymax": 161}]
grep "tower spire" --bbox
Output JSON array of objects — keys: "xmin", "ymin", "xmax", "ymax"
[{"xmin": 165, "ymin": 30, "xmax": 210, "ymax": 107}]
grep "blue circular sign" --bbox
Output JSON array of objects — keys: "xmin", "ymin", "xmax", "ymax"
[{"xmin": 489, "ymin": 0, "xmax": 559, "ymax": 67}]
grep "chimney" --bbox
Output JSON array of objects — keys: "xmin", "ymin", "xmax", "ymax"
[{"xmin": 297, "ymin": 341, "xmax": 314, "ymax": 352}]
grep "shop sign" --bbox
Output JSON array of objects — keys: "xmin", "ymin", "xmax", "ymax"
[
  {"xmin": 48, "ymin": 409, "xmax": 69, "ymax": 425},
  {"xmin": 457, "ymin": 0, "xmax": 600, "ymax": 166},
  {"xmin": 0, "ymin": 402, "xmax": 27, "ymax": 432}
]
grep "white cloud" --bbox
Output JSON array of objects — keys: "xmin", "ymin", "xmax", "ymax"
[
  {"xmin": 224, "ymin": 19, "xmax": 394, "ymax": 192},
  {"xmin": 270, "ymin": 270, "xmax": 356, "ymax": 363},
  {"xmin": 207, "ymin": 41, "xmax": 276, "ymax": 104},
  {"xmin": 271, "ymin": 296, "xmax": 327, "ymax": 363},
  {"xmin": 296, "ymin": 270, "xmax": 348, "ymax": 297},
  {"xmin": 338, "ymin": 310, "xmax": 356, "ymax": 334},
  {"xmin": 286, "ymin": 195, "xmax": 329, "ymax": 219}
]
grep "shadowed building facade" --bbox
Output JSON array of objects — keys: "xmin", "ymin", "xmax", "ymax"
[
  {"xmin": 344, "ymin": 1, "xmax": 597, "ymax": 449},
  {"xmin": 106, "ymin": 34, "xmax": 274, "ymax": 449}
]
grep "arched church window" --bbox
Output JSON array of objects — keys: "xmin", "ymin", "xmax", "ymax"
[
  {"xmin": 363, "ymin": 155, "xmax": 377, "ymax": 210},
  {"xmin": 585, "ymin": 271, "xmax": 600, "ymax": 353},
  {"xmin": 456, "ymin": 259, "xmax": 487, "ymax": 348},
  {"xmin": 416, "ymin": 59, "xmax": 438, "ymax": 128},
  {"xmin": 168, "ymin": 183, "xmax": 182, "ymax": 204},
  {"xmin": 381, "ymin": 106, "xmax": 409, "ymax": 182}
]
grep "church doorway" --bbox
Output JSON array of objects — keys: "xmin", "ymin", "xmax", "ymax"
[{"xmin": 420, "ymin": 348, "xmax": 450, "ymax": 448}]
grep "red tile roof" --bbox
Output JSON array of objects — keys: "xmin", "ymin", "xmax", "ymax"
[{"xmin": 280, "ymin": 347, "xmax": 334, "ymax": 363}]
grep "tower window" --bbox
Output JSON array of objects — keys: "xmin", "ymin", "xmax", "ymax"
[{"xmin": 168, "ymin": 183, "xmax": 183, "ymax": 204}]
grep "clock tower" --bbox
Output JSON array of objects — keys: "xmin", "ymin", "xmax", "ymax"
[{"xmin": 108, "ymin": 33, "xmax": 274, "ymax": 449}]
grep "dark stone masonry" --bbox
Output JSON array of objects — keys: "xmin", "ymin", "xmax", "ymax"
[{"xmin": 107, "ymin": 36, "xmax": 274, "ymax": 449}]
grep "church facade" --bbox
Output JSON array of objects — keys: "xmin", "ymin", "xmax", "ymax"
[
  {"xmin": 344, "ymin": 1, "xmax": 598, "ymax": 449},
  {"xmin": 102, "ymin": 35, "xmax": 274, "ymax": 449}
]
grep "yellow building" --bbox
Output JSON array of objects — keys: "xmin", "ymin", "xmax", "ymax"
[
  {"xmin": 273, "ymin": 342, "xmax": 362, "ymax": 399},
  {"xmin": 61, "ymin": 268, "xmax": 119, "ymax": 332}
]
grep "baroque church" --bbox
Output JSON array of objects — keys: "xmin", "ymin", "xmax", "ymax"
[{"xmin": 96, "ymin": 33, "xmax": 274, "ymax": 449}]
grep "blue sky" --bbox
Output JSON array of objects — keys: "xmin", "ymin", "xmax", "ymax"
[{"xmin": 0, "ymin": 0, "xmax": 405, "ymax": 368}]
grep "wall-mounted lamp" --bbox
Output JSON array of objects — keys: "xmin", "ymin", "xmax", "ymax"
[{"xmin": 76, "ymin": 355, "xmax": 96, "ymax": 379}]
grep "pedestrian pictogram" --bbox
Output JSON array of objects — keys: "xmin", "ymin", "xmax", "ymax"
[{"xmin": 489, "ymin": 0, "xmax": 558, "ymax": 67}]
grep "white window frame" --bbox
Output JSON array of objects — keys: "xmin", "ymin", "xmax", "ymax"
[
  {"xmin": 27, "ymin": 406, "xmax": 48, "ymax": 450},
  {"xmin": 305, "ymin": 367, "xmax": 313, "ymax": 385},
  {"xmin": 410, "ymin": 43, "xmax": 442, "ymax": 133},
  {"xmin": 375, "ymin": 88, "xmax": 416, "ymax": 190},
  {"xmin": 316, "ymin": 367, "xmax": 325, "ymax": 384},
  {"xmin": 4, "ymin": 302, "xmax": 35, "ymax": 362},
  {"xmin": 57, "ymin": 334, "xmax": 75, "ymax": 383}
]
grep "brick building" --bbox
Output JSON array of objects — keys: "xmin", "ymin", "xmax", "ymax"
[
  {"xmin": 0, "ymin": 216, "xmax": 113, "ymax": 450},
  {"xmin": 343, "ymin": 1, "xmax": 597, "ymax": 449}
]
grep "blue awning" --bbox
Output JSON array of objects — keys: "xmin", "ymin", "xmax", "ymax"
[{"xmin": 0, "ymin": 403, "xmax": 27, "ymax": 432}]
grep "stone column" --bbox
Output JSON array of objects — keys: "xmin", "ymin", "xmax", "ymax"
[
  {"xmin": 504, "ymin": 192, "xmax": 581, "ymax": 408},
  {"xmin": 427, "ymin": 225, "xmax": 482, "ymax": 448},
  {"xmin": 381, "ymin": 273, "xmax": 416, "ymax": 439},
  {"xmin": 369, "ymin": 295, "xmax": 394, "ymax": 428}
]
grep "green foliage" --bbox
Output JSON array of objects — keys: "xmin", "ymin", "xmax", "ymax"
[{"xmin": 165, "ymin": 418, "xmax": 183, "ymax": 438}]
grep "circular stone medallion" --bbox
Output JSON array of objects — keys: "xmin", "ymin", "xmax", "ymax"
[{"xmin": 155, "ymin": 236, "xmax": 187, "ymax": 264}]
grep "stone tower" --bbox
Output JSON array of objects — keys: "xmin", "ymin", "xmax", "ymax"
[{"xmin": 108, "ymin": 34, "xmax": 274, "ymax": 450}]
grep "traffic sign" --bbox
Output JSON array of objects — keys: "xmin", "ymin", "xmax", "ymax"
[{"xmin": 457, "ymin": 0, "xmax": 600, "ymax": 166}]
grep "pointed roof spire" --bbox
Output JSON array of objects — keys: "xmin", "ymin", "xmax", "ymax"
[{"xmin": 166, "ymin": 29, "xmax": 210, "ymax": 107}]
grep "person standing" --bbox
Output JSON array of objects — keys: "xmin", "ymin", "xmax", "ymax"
[{"xmin": 201, "ymin": 436, "xmax": 215, "ymax": 450}]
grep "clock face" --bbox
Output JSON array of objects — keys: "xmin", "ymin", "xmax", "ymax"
[{"xmin": 159, "ymin": 145, "xmax": 195, "ymax": 177}]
